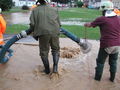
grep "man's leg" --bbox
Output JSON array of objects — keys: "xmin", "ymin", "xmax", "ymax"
[
  {"xmin": 95, "ymin": 48, "xmax": 108, "ymax": 81},
  {"xmin": 50, "ymin": 35, "xmax": 60, "ymax": 73},
  {"xmin": 109, "ymin": 52, "xmax": 119, "ymax": 82},
  {"xmin": 39, "ymin": 35, "xmax": 51, "ymax": 74}
]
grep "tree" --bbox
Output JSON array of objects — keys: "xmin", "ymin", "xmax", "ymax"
[
  {"xmin": 76, "ymin": 1, "xmax": 83, "ymax": 7},
  {"xmin": 0, "ymin": 0, "xmax": 13, "ymax": 11}
]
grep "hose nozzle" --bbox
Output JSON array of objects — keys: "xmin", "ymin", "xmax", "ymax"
[{"xmin": 79, "ymin": 39, "xmax": 92, "ymax": 53}]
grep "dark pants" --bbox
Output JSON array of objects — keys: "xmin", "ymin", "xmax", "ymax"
[
  {"xmin": 38, "ymin": 34, "xmax": 60, "ymax": 59},
  {"xmin": 38, "ymin": 34, "xmax": 60, "ymax": 73},
  {"xmin": 95, "ymin": 48, "xmax": 119, "ymax": 81}
]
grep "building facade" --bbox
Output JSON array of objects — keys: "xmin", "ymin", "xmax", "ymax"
[
  {"xmin": 12, "ymin": 0, "xmax": 36, "ymax": 6},
  {"xmin": 112, "ymin": 0, "xmax": 120, "ymax": 8},
  {"xmin": 83, "ymin": 0, "xmax": 120, "ymax": 9},
  {"xmin": 12, "ymin": 0, "xmax": 51, "ymax": 6}
]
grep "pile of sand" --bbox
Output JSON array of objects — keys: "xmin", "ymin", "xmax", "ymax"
[{"xmin": 60, "ymin": 47, "xmax": 80, "ymax": 58}]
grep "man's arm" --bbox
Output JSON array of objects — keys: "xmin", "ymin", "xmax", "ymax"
[{"xmin": 84, "ymin": 16, "xmax": 105, "ymax": 28}]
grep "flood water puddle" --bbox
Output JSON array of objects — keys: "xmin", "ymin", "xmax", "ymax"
[{"xmin": 3, "ymin": 12, "xmax": 86, "ymax": 26}]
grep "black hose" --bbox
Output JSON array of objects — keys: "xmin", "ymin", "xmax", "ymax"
[
  {"xmin": 0, "ymin": 34, "xmax": 22, "ymax": 63},
  {"xmin": 60, "ymin": 28, "xmax": 80, "ymax": 43},
  {"xmin": 0, "ymin": 29, "xmax": 33, "ymax": 64}
]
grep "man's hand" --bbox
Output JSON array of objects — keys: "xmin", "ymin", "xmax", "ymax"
[{"xmin": 84, "ymin": 22, "xmax": 92, "ymax": 27}]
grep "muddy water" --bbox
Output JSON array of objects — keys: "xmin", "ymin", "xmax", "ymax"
[
  {"xmin": 3, "ymin": 12, "xmax": 85, "ymax": 26},
  {"xmin": 3, "ymin": 12, "xmax": 31, "ymax": 25},
  {"xmin": 0, "ymin": 39, "xmax": 120, "ymax": 90}
]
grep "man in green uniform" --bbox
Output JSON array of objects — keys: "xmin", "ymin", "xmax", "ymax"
[{"xmin": 29, "ymin": 0, "xmax": 61, "ymax": 74}]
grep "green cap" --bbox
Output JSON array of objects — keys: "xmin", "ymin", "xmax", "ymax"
[{"xmin": 100, "ymin": 1, "xmax": 114, "ymax": 10}]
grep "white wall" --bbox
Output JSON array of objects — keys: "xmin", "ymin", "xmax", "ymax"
[
  {"xmin": 13, "ymin": 0, "xmax": 20, "ymax": 6},
  {"xmin": 12, "ymin": 0, "xmax": 36, "ymax": 6},
  {"xmin": 19, "ymin": 1, "xmax": 36, "ymax": 6},
  {"xmin": 13, "ymin": 0, "xmax": 51, "ymax": 6}
]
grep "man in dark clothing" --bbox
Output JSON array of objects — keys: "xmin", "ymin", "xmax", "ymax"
[
  {"xmin": 84, "ymin": 9, "xmax": 120, "ymax": 82},
  {"xmin": 29, "ymin": 0, "xmax": 61, "ymax": 74}
]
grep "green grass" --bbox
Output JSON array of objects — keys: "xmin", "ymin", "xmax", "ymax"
[
  {"xmin": 59, "ymin": 8, "xmax": 101, "ymax": 22},
  {"xmin": 61, "ymin": 25, "xmax": 100, "ymax": 40},
  {"xmin": 6, "ymin": 24, "xmax": 29, "ymax": 34},
  {"xmin": 3, "ymin": 7, "xmax": 29, "ymax": 14}
]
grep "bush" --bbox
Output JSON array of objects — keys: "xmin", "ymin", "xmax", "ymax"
[
  {"xmin": 76, "ymin": 1, "xmax": 83, "ymax": 8},
  {"xmin": 21, "ymin": 5, "xmax": 29, "ymax": 10},
  {"xmin": 0, "ymin": 0, "xmax": 13, "ymax": 11}
]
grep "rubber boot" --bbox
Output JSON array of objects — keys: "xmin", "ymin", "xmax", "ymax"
[
  {"xmin": 94, "ymin": 63, "xmax": 104, "ymax": 81},
  {"xmin": 94, "ymin": 72, "xmax": 102, "ymax": 81},
  {"xmin": 109, "ymin": 72, "xmax": 116, "ymax": 82},
  {"xmin": 41, "ymin": 57, "xmax": 50, "ymax": 74},
  {"xmin": 52, "ymin": 52, "xmax": 59, "ymax": 73}
]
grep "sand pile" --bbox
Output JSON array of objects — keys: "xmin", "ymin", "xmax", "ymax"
[{"xmin": 60, "ymin": 47, "xmax": 80, "ymax": 58}]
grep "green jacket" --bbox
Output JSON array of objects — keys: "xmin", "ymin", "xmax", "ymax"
[{"xmin": 30, "ymin": 5, "xmax": 61, "ymax": 36}]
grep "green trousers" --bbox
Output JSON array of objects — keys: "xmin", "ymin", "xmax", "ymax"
[
  {"xmin": 38, "ymin": 34, "xmax": 60, "ymax": 58},
  {"xmin": 95, "ymin": 48, "xmax": 119, "ymax": 81}
]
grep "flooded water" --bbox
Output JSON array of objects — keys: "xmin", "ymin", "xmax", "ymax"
[
  {"xmin": 3, "ymin": 12, "xmax": 85, "ymax": 26},
  {"xmin": 3, "ymin": 12, "xmax": 31, "ymax": 25}
]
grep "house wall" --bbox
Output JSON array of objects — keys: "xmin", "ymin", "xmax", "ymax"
[
  {"xmin": 13, "ymin": 0, "xmax": 20, "ymax": 6},
  {"xmin": 101, "ymin": 0, "xmax": 120, "ymax": 8},
  {"xmin": 13, "ymin": 0, "xmax": 51, "ymax": 7},
  {"xmin": 83, "ymin": 0, "xmax": 120, "ymax": 9},
  {"xmin": 19, "ymin": 1, "xmax": 36, "ymax": 6},
  {"xmin": 12, "ymin": 0, "xmax": 36, "ymax": 6},
  {"xmin": 112, "ymin": 0, "xmax": 120, "ymax": 8}
]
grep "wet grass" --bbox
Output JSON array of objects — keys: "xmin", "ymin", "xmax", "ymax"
[
  {"xmin": 59, "ymin": 8, "xmax": 101, "ymax": 22},
  {"xmin": 61, "ymin": 25, "xmax": 100, "ymax": 40},
  {"xmin": 3, "ymin": 7, "xmax": 29, "ymax": 14},
  {"xmin": 3, "ymin": 7, "xmax": 101, "ymax": 22},
  {"xmin": 5, "ymin": 7, "xmax": 101, "ymax": 40},
  {"xmin": 6, "ymin": 24, "xmax": 29, "ymax": 34}
]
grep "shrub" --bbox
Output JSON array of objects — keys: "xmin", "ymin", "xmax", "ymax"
[
  {"xmin": 0, "ymin": 0, "xmax": 13, "ymax": 11},
  {"xmin": 76, "ymin": 1, "xmax": 83, "ymax": 8},
  {"xmin": 21, "ymin": 5, "xmax": 29, "ymax": 10}
]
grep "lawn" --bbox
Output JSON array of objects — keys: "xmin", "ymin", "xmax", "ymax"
[
  {"xmin": 3, "ymin": 7, "xmax": 29, "ymax": 13},
  {"xmin": 59, "ymin": 8, "xmax": 101, "ymax": 22},
  {"xmin": 6, "ymin": 24, "xmax": 29, "ymax": 34},
  {"xmin": 62, "ymin": 25, "xmax": 100, "ymax": 40},
  {"xmin": 5, "ymin": 7, "xmax": 101, "ymax": 40}
]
